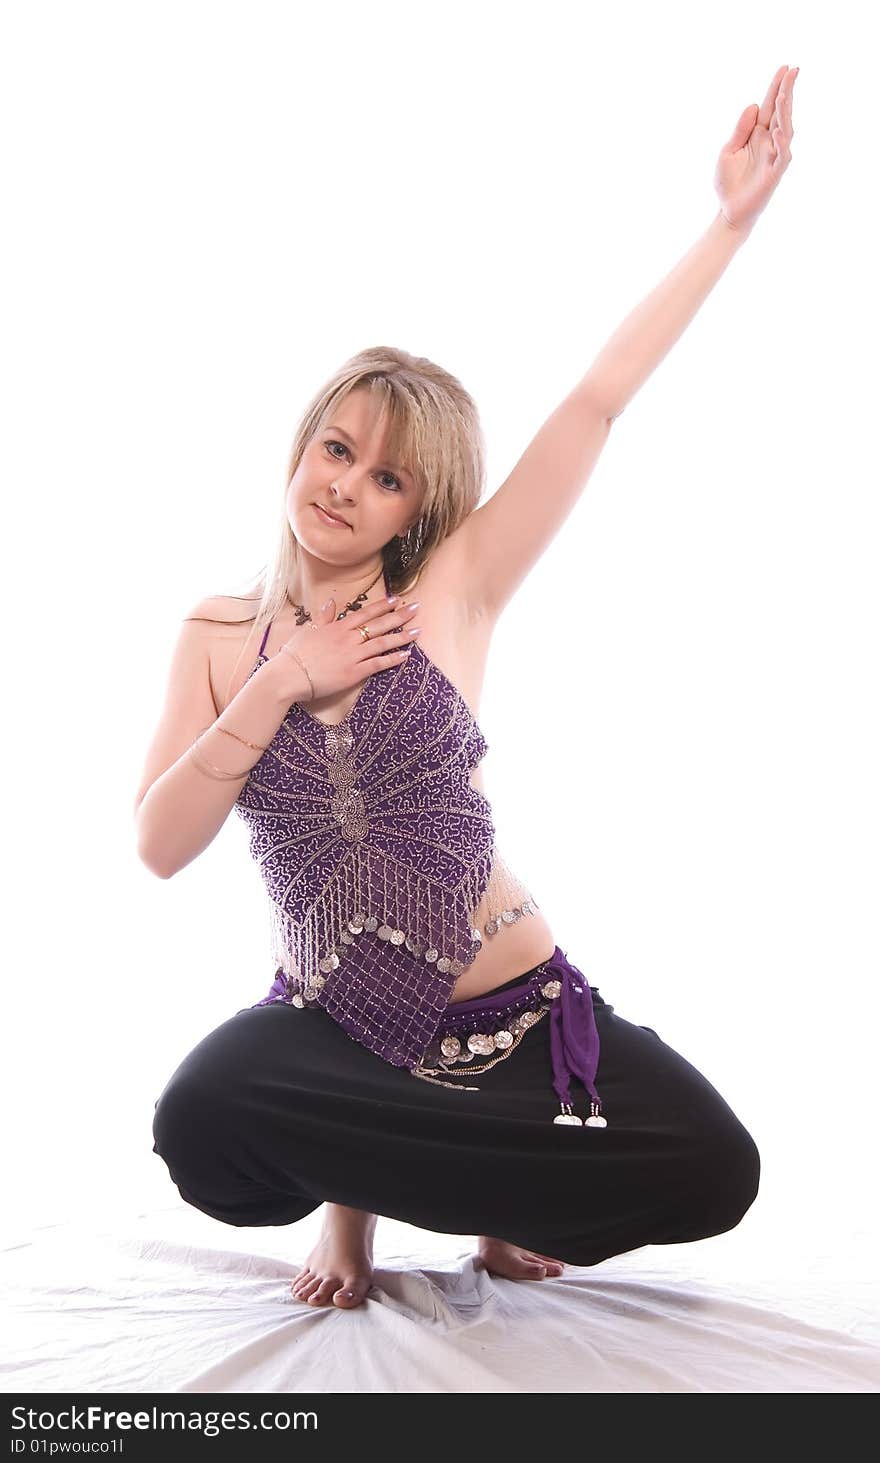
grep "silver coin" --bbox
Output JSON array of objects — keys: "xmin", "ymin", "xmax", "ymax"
[{"xmin": 467, "ymin": 1033, "xmax": 495, "ymax": 1055}]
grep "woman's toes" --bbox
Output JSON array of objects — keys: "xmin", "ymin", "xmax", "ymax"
[
  {"xmin": 307, "ymin": 1277, "xmax": 338, "ymax": 1306},
  {"xmin": 292, "ymin": 1273, "xmax": 370, "ymax": 1307},
  {"xmin": 333, "ymin": 1279, "xmax": 369, "ymax": 1308},
  {"xmin": 522, "ymin": 1255, "xmax": 563, "ymax": 1278},
  {"xmin": 526, "ymin": 1251, "xmax": 563, "ymax": 1275}
]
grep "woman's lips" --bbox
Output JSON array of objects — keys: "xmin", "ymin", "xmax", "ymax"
[{"xmin": 313, "ymin": 503, "xmax": 349, "ymax": 528}]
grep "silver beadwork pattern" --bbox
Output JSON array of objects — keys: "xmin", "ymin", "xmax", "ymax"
[{"xmin": 235, "ymin": 638, "xmax": 541, "ymax": 1069}]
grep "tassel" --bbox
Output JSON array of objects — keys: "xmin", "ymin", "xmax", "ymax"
[{"xmin": 549, "ymin": 969, "xmax": 608, "ymax": 1128}]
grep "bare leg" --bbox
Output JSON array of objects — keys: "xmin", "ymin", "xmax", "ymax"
[{"xmin": 291, "ymin": 1202, "xmax": 378, "ymax": 1308}]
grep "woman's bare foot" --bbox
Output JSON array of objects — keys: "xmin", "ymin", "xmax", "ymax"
[
  {"xmin": 291, "ymin": 1203, "xmax": 378, "ymax": 1308},
  {"xmin": 476, "ymin": 1235, "xmax": 565, "ymax": 1280}
]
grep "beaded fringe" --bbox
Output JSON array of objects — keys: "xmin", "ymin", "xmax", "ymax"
[{"xmin": 268, "ymin": 839, "xmax": 540, "ymax": 1007}]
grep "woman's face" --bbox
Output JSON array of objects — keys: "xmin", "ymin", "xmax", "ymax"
[{"xmin": 287, "ymin": 388, "xmax": 421, "ymax": 565}]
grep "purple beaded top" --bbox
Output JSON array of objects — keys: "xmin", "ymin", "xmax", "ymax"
[{"xmin": 233, "ymin": 592, "xmax": 503, "ymax": 1069}]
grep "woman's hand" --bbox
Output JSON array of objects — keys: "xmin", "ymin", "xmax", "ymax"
[
  {"xmin": 278, "ymin": 596, "xmax": 421, "ymax": 703},
  {"xmin": 714, "ymin": 64, "xmax": 799, "ymax": 236}
]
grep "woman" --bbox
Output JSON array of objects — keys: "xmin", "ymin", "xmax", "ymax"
[{"xmin": 140, "ymin": 66, "xmax": 797, "ymax": 1308}]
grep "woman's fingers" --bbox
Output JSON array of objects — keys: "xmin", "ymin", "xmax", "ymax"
[
  {"xmin": 758, "ymin": 65, "xmax": 789, "ymax": 132},
  {"xmin": 758, "ymin": 64, "xmax": 799, "ymax": 139},
  {"xmin": 771, "ymin": 69, "xmax": 797, "ymax": 168},
  {"xmin": 784, "ymin": 68, "xmax": 798, "ymax": 140}
]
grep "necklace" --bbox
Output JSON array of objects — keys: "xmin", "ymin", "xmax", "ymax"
[{"xmin": 289, "ymin": 564, "xmax": 386, "ymax": 627}]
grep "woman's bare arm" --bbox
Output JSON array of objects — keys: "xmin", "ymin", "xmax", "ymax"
[
  {"xmin": 458, "ymin": 65, "xmax": 798, "ymax": 622},
  {"xmin": 134, "ymin": 607, "xmax": 308, "ymax": 879}
]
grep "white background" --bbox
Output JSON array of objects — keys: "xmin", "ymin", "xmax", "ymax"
[{"xmin": 2, "ymin": 0, "xmax": 876, "ymax": 1290}]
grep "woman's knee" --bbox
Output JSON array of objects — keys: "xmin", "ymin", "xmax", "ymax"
[
  {"xmin": 151, "ymin": 1026, "xmax": 247, "ymax": 1166},
  {"xmin": 151, "ymin": 1065, "xmax": 319, "ymax": 1229},
  {"xmin": 151, "ymin": 1066, "xmax": 219, "ymax": 1172},
  {"xmin": 688, "ymin": 1114, "xmax": 761, "ymax": 1237}
]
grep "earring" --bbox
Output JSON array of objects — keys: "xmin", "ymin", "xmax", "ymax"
[{"xmin": 398, "ymin": 518, "xmax": 424, "ymax": 568}]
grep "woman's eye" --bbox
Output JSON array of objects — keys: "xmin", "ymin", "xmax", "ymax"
[{"xmin": 324, "ymin": 441, "xmax": 401, "ymax": 491}]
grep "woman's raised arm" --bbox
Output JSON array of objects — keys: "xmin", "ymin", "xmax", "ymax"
[{"xmin": 458, "ymin": 64, "xmax": 799, "ymax": 623}]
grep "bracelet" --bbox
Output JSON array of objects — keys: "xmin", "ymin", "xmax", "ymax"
[
  {"xmin": 189, "ymin": 730, "xmax": 254, "ymax": 782},
  {"xmin": 279, "ymin": 643, "xmax": 315, "ymax": 702},
  {"xmin": 213, "ymin": 723, "xmax": 269, "ymax": 752}
]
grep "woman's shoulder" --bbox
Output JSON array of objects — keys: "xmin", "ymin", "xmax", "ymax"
[
  {"xmin": 184, "ymin": 595, "xmax": 263, "ymax": 704},
  {"xmin": 183, "ymin": 594, "xmax": 265, "ymax": 717},
  {"xmin": 185, "ymin": 592, "xmax": 262, "ymax": 627}
]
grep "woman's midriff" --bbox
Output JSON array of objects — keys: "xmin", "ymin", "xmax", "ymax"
[
  {"xmin": 447, "ymin": 905, "xmax": 557, "ymax": 1003},
  {"xmin": 447, "ymin": 762, "xmax": 556, "ymax": 1004}
]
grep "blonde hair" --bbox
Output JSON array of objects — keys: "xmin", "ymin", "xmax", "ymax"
[{"xmin": 189, "ymin": 345, "xmax": 486, "ymax": 698}]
